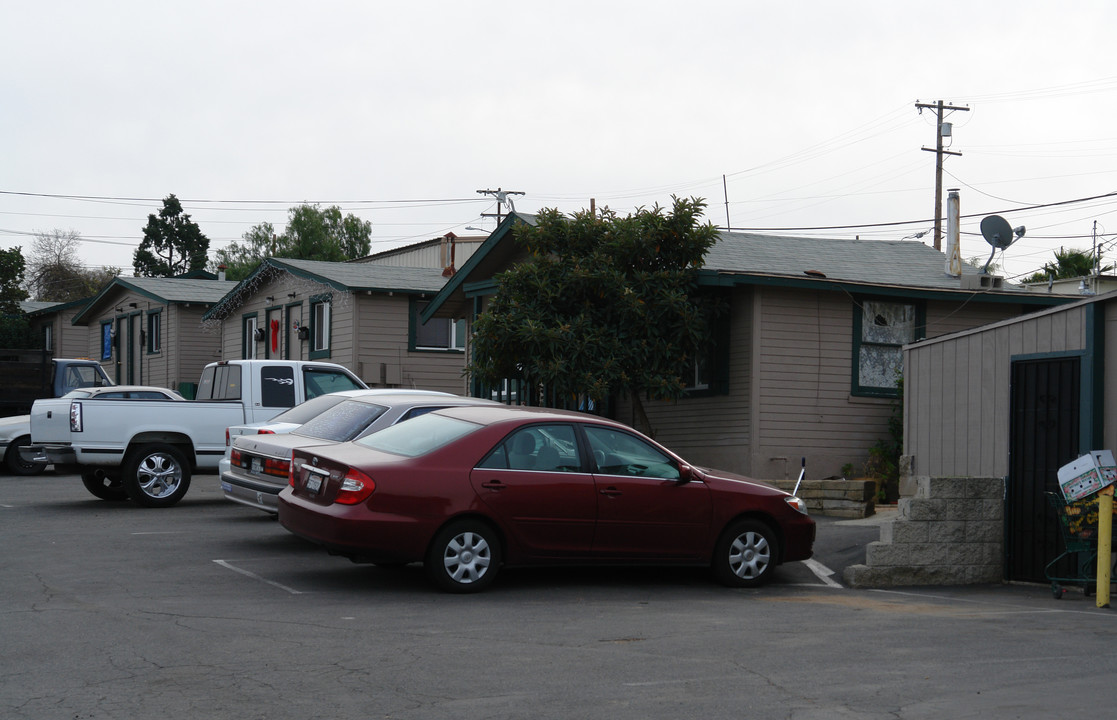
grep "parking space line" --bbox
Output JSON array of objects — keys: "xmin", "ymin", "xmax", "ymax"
[
  {"xmin": 802, "ymin": 558, "xmax": 844, "ymax": 588},
  {"xmin": 213, "ymin": 559, "xmax": 304, "ymax": 595}
]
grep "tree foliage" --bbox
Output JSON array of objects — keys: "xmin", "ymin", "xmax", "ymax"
[
  {"xmin": 213, "ymin": 205, "xmax": 372, "ymax": 281},
  {"xmin": 133, "ymin": 194, "xmax": 210, "ymax": 277},
  {"xmin": 467, "ymin": 197, "xmax": 722, "ymax": 434},
  {"xmin": 26, "ymin": 229, "xmax": 120, "ymax": 302},
  {"xmin": 0, "ymin": 246, "xmax": 32, "ymax": 347},
  {"xmin": 1021, "ymin": 246, "xmax": 1112, "ymax": 284}
]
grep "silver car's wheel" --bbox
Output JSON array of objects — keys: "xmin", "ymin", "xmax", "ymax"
[
  {"xmin": 713, "ymin": 519, "xmax": 778, "ymax": 588},
  {"xmin": 426, "ymin": 520, "xmax": 501, "ymax": 593},
  {"xmin": 123, "ymin": 444, "xmax": 191, "ymax": 508}
]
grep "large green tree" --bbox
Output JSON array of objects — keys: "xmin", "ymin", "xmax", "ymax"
[
  {"xmin": 213, "ymin": 205, "xmax": 372, "ymax": 281},
  {"xmin": 468, "ymin": 197, "xmax": 722, "ymax": 435},
  {"xmin": 133, "ymin": 194, "xmax": 210, "ymax": 277},
  {"xmin": 0, "ymin": 246, "xmax": 32, "ymax": 348},
  {"xmin": 26, "ymin": 229, "xmax": 119, "ymax": 302}
]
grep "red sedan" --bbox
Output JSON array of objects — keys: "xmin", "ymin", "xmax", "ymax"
[{"xmin": 278, "ymin": 405, "xmax": 815, "ymax": 593}]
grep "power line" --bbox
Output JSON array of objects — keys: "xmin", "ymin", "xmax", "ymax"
[{"xmin": 725, "ymin": 190, "xmax": 1117, "ymax": 233}]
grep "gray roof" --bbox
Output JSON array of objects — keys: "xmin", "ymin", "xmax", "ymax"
[
  {"xmin": 203, "ymin": 257, "xmax": 451, "ymax": 321},
  {"xmin": 272, "ymin": 258, "xmax": 449, "ymax": 293},
  {"xmin": 19, "ymin": 300, "xmax": 58, "ymax": 314},
  {"xmin": 115, "ymin": 277, "xmax": 237, "ymax": 303},
  {"xmin": 704, "ymin": 232, "xmax": 992, "ymax": 290},
  {"xmin": 73, "ymin": 276, "xmax": 237, "ymax": 324}
]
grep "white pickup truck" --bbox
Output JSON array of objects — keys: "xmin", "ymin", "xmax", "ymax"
[{"xmin": 30, "ymin": 359, "xmax": 366, "ymax": 507}]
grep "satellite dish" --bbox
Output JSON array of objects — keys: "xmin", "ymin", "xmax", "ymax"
[
  {"xmin": 980, "ymin": 215, "xmax": 1015, "ymax": 250},
  {"xmin": 979, "ymin": 215, "xmax": 1025, "ymax": 274}
]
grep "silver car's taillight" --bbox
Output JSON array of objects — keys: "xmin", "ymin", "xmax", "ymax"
[{"xmin": 70, "ymin": 402, "xmax": 83, "ymax": 432}]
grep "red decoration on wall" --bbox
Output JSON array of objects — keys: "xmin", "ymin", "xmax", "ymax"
[{"xmin": 270, "ymin": 319, "xmax": 279, "ymax": 353}]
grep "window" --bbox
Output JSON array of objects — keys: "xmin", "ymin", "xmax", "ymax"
[
  {"xmin": 852, "ymin": 299, "xmax": 923, "ymax": 397},
  {"xmin": 303, "ymin": 366, "xmax": 363, "ymax": 398},
  {"xmin": 477, "ymin": 424, "xmax": 583, "ymax": 472},
  {"xmin": 583, "ymin": 425, "xmax": 680, "ymax": 480},
  {"xmin": 310, "ymin": 295, "xmax": 331, "ymax": 359},
  {"xmin": 146, "ymin": 311, "xmax": 161, "ymax": 353},
  {"xmin": 100, "ymin": 322, "xmax": 113, "ymax": 360},
  {"xmin": 412, "ymin": 299, "xmax": 465, "ymax": 351},
  {"xmin": 197, "ymin": 364, "xmax": 242, "ymax": 401},
  {"xmin": 43, "ymin": 324, "xmax": 53, "ymax": 352},
  {"xmin": 294, "ymin": 400, "xmax": 389, "ymax": 442},
  {"xmin": 354, "ymin": 413, "xmax": 479, "ymax": 458},
  {"xmin": 259, "ymin": 365, "xmax": 296, "ymax": 408},
  {"xmin": 242, "ymin": 314, "xmax": 259, "ymax": 359}
]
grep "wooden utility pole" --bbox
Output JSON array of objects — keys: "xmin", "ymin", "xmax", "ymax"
[
  {"xmin": 916, "ymin": 100, "xmax": 969, "ymax": 250},
  {"xmin": 477, "ymin": 187, "xmax": 525, "ymax": 225}
]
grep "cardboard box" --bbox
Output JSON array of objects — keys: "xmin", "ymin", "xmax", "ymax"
[{"xmin": 1058, "ymin": 450, "xmax": 1117, "ymax": 502}]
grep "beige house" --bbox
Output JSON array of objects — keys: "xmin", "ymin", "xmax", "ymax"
[
  {"xmin": 23, "ymin": 299, "xmax": 91, "ymax": 359},
  {"xmin": 71, "ymin": 275, "xmax": 235, "ymax": 394},
  {"xmin": 201, "ymin": 258, "xmax": 467, "ymax": 393},
  {"xmin": 423, "ymin": 212, "xmax": 1071, "ymax": 483}
]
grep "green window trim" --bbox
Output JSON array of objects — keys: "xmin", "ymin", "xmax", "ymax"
[
  {"xmin": 146, "ymin": 309, "xmax": 163, "ymax": 355},
  {"xmin": 309, "ymin": 294, "xmax": 332, "ymax": 360},
  {"xmin": 409, "ymin": 298, "xmax": 466, "ymax": 354},
  {"xmin": 242, "ymin": 312, "xmax": 259, "ymax": 360},
  {"xmin": 851, "ymin": 297, "xmax": 925, "ymax": 398}
]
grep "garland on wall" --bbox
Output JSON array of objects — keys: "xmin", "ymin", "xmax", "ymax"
[{"xmin": 198, "ymin": 263, "xmax": 353, "ymax": 336}]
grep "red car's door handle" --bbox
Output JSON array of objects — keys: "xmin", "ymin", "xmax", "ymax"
[
  {"xmin": 480, "ymin": 480, "xmax": 507, "ymax": 491},
  {"xmin": 599, "ymin": 486, "xmax": 622, "ymax": 497}
]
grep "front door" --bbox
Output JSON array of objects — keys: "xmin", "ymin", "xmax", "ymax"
[{"xmin": 1006, "ymin": 356, "xmax": 1081, "ymax": 583}]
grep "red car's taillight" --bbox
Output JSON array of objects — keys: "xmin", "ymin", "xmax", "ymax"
[{"xmin": 334, "ymin": 468, "xmax": 376, "ymax": 505}]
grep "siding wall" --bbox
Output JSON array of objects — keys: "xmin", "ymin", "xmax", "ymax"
[
  {"xmin": 751, "ymin": 287, "xmax": 889, "ymax": 480},
  {"xmin": 30, "ymin": 307, "xmax": 86, "ymax": 359},
  {"xmin": 216, "ymin": 273, "xmax": 467, "ymax": 394},
  {"xmin": 620, "ymin": 286, "xmax": 754, "ymax": 475},
  {"xmin": 219, "ymin": 275, "xmax": 328, "ymax": 363},
  {"xmin": 354, "ymin": 293, "xmax": 468, "ymax": 394},
  {"xmin": 79, "ymin": 291, "xmax": 221, "ymax": 390},
  {"xmin": 905, "ymin": 303, "xmax": 1090, "ymax": 478}
]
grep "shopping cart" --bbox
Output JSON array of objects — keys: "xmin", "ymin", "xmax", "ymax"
[{"xmin": 1044, "ymin": 491, "xmax": 1116, "ymax": 599}]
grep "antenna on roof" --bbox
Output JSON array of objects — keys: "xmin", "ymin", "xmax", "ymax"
[{"xmin": 979, "ymin": 215, "xmax": 1026, "ymax": 274}]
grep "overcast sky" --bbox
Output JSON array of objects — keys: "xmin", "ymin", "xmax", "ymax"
[{"xmin": 3, "ymin": 1, "xmax": 1116, "ymax": 282}]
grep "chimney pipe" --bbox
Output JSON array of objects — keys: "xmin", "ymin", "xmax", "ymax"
[{"xmin": 946, "ymin": 189, "xmax": 961, "ymax": 277}]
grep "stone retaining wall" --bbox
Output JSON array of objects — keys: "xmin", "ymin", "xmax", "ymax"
[
  {"xmin": 843, "ymin": 476, "xmax": 1004, "ymax": 588},
  {"xmin": 768, "ymin": 478, "xmax": 876, "ymax": 518}
]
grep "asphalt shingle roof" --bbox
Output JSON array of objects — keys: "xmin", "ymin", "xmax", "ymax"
[{"xmin": 704, "ymin": 232, "xmax": 992, "ymax": 290}]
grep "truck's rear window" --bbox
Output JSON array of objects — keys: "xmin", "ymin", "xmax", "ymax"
[{"xmin": 197, "ymin": 365, "xmax": 242, "ymax": 401}]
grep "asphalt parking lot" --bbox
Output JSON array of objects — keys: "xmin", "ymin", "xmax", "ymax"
[{"xmin": 3, "ymin": 471, "xmax": 1116, "ymax": 719}]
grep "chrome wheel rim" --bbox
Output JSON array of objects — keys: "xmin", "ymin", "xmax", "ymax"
[
  {"xmin": 728, "ymin": 531, "xmax": 771, "ymax": 580},
  {"xmin": 137, "ymin": 453, "xmax": 182, "ymax": 498},
  {"xmin": 442, "ymin": 531, "xmax": 491, "ymax": 585}
]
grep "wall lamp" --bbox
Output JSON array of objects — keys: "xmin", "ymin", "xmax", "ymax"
[
  {"xmin": 265, "ymin": 296, "xmax": 275, "ymax": 303},
  {"xmin": 287, "ymin": 292, "xmax": 298, "ymax": 299}
]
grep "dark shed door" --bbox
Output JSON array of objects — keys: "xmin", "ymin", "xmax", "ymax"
[{"xmin": 1006, "ymin": 357, "xmax": 1080, "ymax": 583}]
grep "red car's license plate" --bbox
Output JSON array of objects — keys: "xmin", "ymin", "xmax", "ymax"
[{"xmin": 305, "ymin": 471, "xmax": 325, "ymax": 494}]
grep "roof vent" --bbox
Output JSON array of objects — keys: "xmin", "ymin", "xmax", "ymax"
[
  {"xmin": 804, "ymin": 269, "xmax": 827, "ymax": 278},
  {"xmin": 961, "ymin": 274, "xmax": 1003, "ymax": 291}
]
